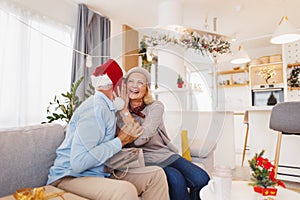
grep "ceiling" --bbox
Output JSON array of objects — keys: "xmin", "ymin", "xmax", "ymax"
[{"xmin": 73, "ymin": 0, "xmax": 300, "ymax": 50}]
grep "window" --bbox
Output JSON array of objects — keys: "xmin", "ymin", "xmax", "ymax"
[{"xmin": 0, "ymin": 2, "xmax": 74, "ymax": 127}]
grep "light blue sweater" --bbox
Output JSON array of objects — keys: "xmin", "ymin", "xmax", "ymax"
[{"xmin": 47, "ymin": 91, "xmax": 122, "ymax": 185}]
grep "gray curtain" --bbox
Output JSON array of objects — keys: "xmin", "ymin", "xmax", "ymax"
[{"xmin": 71, "ymin": 4, "xmax": 111, "ymax": 100}]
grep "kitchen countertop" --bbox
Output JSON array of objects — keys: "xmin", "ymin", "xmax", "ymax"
[{"xmin": 246, "ymin": 106, "xmax": 273, "ymax": 111}]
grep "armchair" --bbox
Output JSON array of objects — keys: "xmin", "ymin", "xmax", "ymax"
[{"xmin": 164, "ymin": 111, "xmax": 235, "ymax": 175}]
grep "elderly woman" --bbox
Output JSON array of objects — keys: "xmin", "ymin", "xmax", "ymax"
[{"xmin": 118, "ymin": 67, "xmax": 210, "ymax": 200}]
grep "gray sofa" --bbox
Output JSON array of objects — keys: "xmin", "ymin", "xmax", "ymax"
[
  {"xmin": 0, "ymin": 123, "xmax": 86, "ymax": 198},
  {"xmin": 0, "ymin": 121, "xmax": 215, "ymax": 198}
]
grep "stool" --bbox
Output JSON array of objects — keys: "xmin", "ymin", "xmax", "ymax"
[
  {"xmin": 241, "ymin": 111, "xmax": 249, "ymax": 167},
  {"xmin": 269, "ymin": 102, "xmax": 300, "ymax": 178}
]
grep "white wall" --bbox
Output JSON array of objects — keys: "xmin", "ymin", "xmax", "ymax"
[
  {"xmin": 110, "ymin": 20, "xmax": 123, "ymax": 65},
  {"xmin": 247, "ymin": 45, "xmax": 281, "ymax": 61}
]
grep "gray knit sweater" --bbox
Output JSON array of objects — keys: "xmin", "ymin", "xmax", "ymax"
[{"xmin": 127, "ymin": 101, "xmax": 178, "ymax": 164}]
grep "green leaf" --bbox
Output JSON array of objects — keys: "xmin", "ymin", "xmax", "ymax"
[
  {"xmin": 43, "ymin": 76, "xmax": 86, "ymax": 124},
  {"xmin": 60, "ymin": 105, "xmax": 67, "ymax": 114}
]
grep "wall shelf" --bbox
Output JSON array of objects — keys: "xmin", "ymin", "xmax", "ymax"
[
  {"xmin": 217, "ymin": 68, "xmax": 249, "ymax": 88},
  {"xmin": 287, "ymin": 63, "xmax": 300, "ymax": 68},
  {"xmin": 288, "ymin": 87, "xmax": 300, "ymax": 91},
  {"xmin": 218, "ymin": 83, "xmax": 249, "ymax": 88},
  {"xmin": 217, "ymin": 68, "xmax": 248, "ymax": 75}
]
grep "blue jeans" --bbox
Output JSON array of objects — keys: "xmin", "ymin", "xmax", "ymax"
[{"xmin": 161, "ymin": 154, "xmax": 210, "ymax": 200}]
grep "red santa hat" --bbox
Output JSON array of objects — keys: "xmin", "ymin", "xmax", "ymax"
[{"xmin": 91, "ymin": 59, "xmax": 123, "ymax": 91}]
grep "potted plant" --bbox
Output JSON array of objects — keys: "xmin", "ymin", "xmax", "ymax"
[
  {"xmin": 44, "ymin": 76, "xmax": 84, "ymax": 124},
  {"xmin": 248, "ymin": 150, "xmax": 285, "ymax": 199},
  {"xmin": 177, "ymin": 75, "xmax": 184, "ymax": 88}
]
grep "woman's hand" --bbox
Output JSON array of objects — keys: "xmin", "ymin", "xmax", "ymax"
[
  {"xmin": 113, "ymin": 83, "xmax": 128, "ymax": 104},
  {"xmin": 120, "ymin": 82, "xmax": 129, "ymax": 107},
  {"xmin": 113, "ymin": 83, "xmax": 129, "ymax": 110},
  {"xmin": 114, "ymin": 83, "xmax": 134, "ymax": 124},
  {"xmin": 112, "ymin": 84, "xmax": 126, "ymax": 111}
]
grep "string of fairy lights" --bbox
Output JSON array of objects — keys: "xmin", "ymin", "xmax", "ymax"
[
  {"xmin": 0, "ymin": 5, "xmax": 145, "ymax": 68},
  {"xmin": 1, "ymin": 3, "xmax": 231, "ymax": 69}
]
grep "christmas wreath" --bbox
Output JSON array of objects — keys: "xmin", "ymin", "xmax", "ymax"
[{"xmin": 287, "ymin": 66, "xmax": 300, "ymax": 87}]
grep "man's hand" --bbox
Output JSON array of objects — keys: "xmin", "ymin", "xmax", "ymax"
[{"xmin": 117, "ymin": 122, "xmax": 144, "ymax": 147}]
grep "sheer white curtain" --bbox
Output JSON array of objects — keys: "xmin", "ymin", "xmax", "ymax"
[{"xmin": 0, "ymin": 2, "xmax": 74, "ymax": 128}]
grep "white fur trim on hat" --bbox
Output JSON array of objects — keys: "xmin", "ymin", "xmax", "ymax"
[
  {"xmin": 112, "ymin": 97, "xmax": 125, "ymax": 111},
  {"xmin": 126, "ymin": 67, "xmax": 151, "ymax": 84},
  {"xmin": 91, "ymin": 74, "xmax": 113, "ymax": 90}
]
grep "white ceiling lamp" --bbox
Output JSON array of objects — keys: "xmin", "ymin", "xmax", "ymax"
[
  {"xmin": 231, "ymin": 45, "xmax": 251, "ymax": 64},
  {"xmin": 270, "ymin": 16, "xmax": 300, "ymax": 44}
]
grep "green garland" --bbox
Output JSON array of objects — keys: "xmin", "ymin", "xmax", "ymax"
[
  {"xmin": 287, "ymin": 66, "xmax": 300, "ymax": 87},
  {"xmin": 142, "ymin": 31, "xmax": 231, "ymax": 56},
  {"xmin": 139, "ymin": 31, "xmax": 231, "ymax": 72}
]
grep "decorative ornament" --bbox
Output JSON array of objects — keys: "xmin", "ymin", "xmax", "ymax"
[
  {"xmin": 253, "ymin": 186, "xmax": 278, "ymax": 200},
  {"xmin": 258, "ymin": 66, "xmax": 276, "ymax": 84},
  {"xmin": 287, "ymin": 66, "xmax": 300, "ymax": 87},
  {"xmin": 86, "ymin": 55, "xmax": 93, "ymax": 68},
  {"xmin": 177, "ymin": 74, "xmax": 184, "ymax": 88},
  {"xmin": 267, "ymin": 92, "xmax": 277, "ymax": 106}
]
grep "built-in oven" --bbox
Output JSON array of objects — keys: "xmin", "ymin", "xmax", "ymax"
[{"xmin": 251, "ymin": 84, "xmax": 284, "ymax": 106}]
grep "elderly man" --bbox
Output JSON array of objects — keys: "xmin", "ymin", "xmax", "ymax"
[{"xmin": 47, "ymin": 59, "xmax": 169, "ymax": 200}]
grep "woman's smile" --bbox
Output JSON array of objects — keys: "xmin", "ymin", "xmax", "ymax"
[{"xmin": 127, "ymin": 72, "xmax": 147, "ymax": 100}]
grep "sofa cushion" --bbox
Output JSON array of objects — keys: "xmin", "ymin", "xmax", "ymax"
[
  {"xmin": 0, "ymin": 123, "xmax": 65, "ymax": 197},
  {"xmin": 189, "ymin": 138, "xmax": 218, "ymax": 159}
]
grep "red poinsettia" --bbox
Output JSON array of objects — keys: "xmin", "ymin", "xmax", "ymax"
[{"xmin": 248, "ymin": 150, "xmax": 286, "ymax": 188}]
